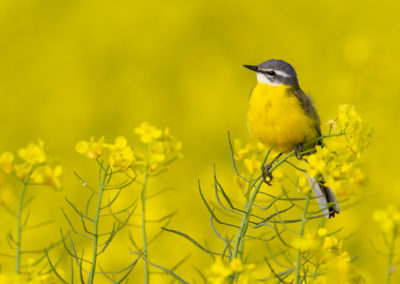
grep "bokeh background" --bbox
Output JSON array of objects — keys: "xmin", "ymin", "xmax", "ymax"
[{"xmin": 1, "ymin": 0, "xmax": 400, "ymax": 282}]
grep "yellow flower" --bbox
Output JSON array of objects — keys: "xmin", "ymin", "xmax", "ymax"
[
  {"xmin": 14, "ymin": 163, "xmax": 32, "ymax": 180},
  {"xmin": 234, "ymin": 139, "xmax": 253, "ymax": 161},
  {"xmin": 373, "ymin": 205, "xmax": 400, "ymax": 234},
  {"xmin": 31, "ymin": 165, "xmax": 63, "ymax": 189},
  {"xmin": 0, "ymin": 151, "xmax": 14, "ymax": 173},
  {"xmin": 323, "ymin": 236, "xmax": 342, "ymax": 253},
  {"xmin": 144, "ymin": 127, "xmax": 182, "ymax": 173},
  {"xmin": 318, "ymin": 228, "xmax": 328, "ymax": 237},
  {"xmin": 18, "ymin": 140, "xmax": 46, "ymax": 165},
  {"xmin": 230, "ymin": 258, "xmax": 243, "ymax": 272},
  {"xmin": 208, "ymin": 258, "xmax": 232, "ymax": 283},
  {"xmin": 297, "ymin": 174, "xmax": 310, "ymax": 195},
  {"xmin": 109, "ymin": 145, "xmax": 135, "ymax": 173},
  {"xmin": 135, "ymin": 122, "xmax": 162, "ymax": 143},
  {"xmin": 334, "ymin": 105, "xmax": 373, "ymax": 158},
  {"xmin": 107, "ymin": 136, "xmax": 128, "ymax": 151},
  {"xmin": 207, "ymin": 258, "xmax": 257, "ymax": 284},
  {"xmin": 304, "ymin": 107, "xmax": 371, "ymax": 197},
  {"xmin": 243, "ymin": 157, "xmax": 260, "ymax": 175},
  {"xmin": 292, "ymin": 230, "xmax": 320, "ymax": 251},
  {"xmin": 334, "ymin": 251, "xmax": 352, "ymax": 276},
  {"xmin": 76, "ymin": 136, "xmax": 104, "ymax": 160},
  {"xmin": 233, "ymin": 139, "xmax": 270, "ymax": 177}
]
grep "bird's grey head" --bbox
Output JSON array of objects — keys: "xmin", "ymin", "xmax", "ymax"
[{"xmin": 243, "ymin": 59, "xmax": 298, "ymax": 86}]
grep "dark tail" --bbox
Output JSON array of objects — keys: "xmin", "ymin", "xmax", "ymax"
[{"xmin": 306, "ymin": 174, "xmax": 340, "ymax": 218}]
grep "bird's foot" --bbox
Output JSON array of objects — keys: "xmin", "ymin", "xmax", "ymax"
[
  {"xmin": 295, "ymin": 143, "xmax": 305, "ymax": 160},
  {"xmin": 262, "ymin": 163, "xmax": 274, "ymax": 185}
]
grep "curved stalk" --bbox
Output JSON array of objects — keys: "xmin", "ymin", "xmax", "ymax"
[
  {"xmin": 386, "ymin": 228, "xmax": 397, "ymax": 284},
  {"xmin": 15, "ymin": 177, "xmax": 30, "ymax": 274},
  {"xmin": 141, "ymin": 167, "xmax": 150, "ymax": 284},
  {"xmin": 232, "ymin": 179, "xmax": 264, "ymax": 259},
  {"xmin": 87, "ymin": 165, "xmax": 109, "ymax": 284},
  {"xmin": 295, "ymin": 193, "xmax": 311, "ymax": 283}
]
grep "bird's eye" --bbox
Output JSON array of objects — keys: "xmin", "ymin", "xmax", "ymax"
[{"xmin": 265, "ymin": 71, "xmax": 276, "ymax": 76}]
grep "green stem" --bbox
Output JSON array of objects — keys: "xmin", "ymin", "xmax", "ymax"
[
  {"xmin": 232, "ymin": 179, "xmax": 264, "ymax": 259},
  {"xmin": 295, "ymin": 193, "xmax": 311, "ymax": 284},
  {"xmin": 270, "ymin": 152, "xmax": 295, "ymax": 171},
  {"xmin": 87, "ymin": 165, "xmax": 108, "ymax": 284},
  {"xmin": 141, "ymin": 168, "xmax": 149, "ymax": 284},
  {"xmin": 15, "ymin": 177, "xmax": 29, "ymax": 274},
  {"xmin": 386, "ymin": 228, "xmax": 397, "ymax": 284}
]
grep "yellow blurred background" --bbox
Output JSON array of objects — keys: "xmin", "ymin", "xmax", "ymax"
[{"xmin": 1, "ymin": 0, "xmax": 400, "ymax": 282}]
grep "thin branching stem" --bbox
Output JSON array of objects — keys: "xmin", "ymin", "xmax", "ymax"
[
  {"xmin": 141, "ymin": 166, "xmax": 150, "ymax": 284},
  {"xmin": 295, "ymin": 192, "xmax": 311, "ymax": 284},
  {"xmin": 232, "ymin": 179, "xmax": 264, "ymax": 260},
  {"xmin": 87, "ymin": 165, "xmax": 109, "ymax": 284},
  {"xmin": 15, "ymin": 176, "xmax": 30, "ymax": 274},
  {"xmin": 386, "ymin": 228, "xmax": 397, "ymax": 284}
]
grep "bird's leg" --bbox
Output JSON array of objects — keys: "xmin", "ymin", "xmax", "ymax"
[
  {"xmin": 295, "ymin": 143, "xmax": 305, "ymax": 160},
  {"xmin": 262, "ymin": 153, "xmax": 282, "ymax": 185}
]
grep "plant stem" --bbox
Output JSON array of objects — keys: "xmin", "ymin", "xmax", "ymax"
[
  {"xmin": 386, "ymin": 228, "xmax": 397, "ymax": 284},
  {"xmin": 88, "ymin": 165, "xmax": 108, "ymax": 284},
  {"xmin": 232, "ymin": 179, "xmax": 264, "ymax": 259},
  {"xmin": 15, "ymin": 177, "xmax": 29, "ymax": 274},
  {"xmin": 141, "ymin": 168, "xmax": 149, "ymax": 284},
  {"xmin": 295, "ymin": 193, "xmax": 311, "ymax": 284}
]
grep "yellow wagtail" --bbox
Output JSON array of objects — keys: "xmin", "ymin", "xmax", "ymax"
[{"xmin": 244, "ymin": 59, "xmax": 340, "ymax": 218}]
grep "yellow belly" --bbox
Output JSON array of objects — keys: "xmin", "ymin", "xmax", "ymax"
[{"xmin": 247, "ymin": 83, "xmax": 317, "ymax": 153}]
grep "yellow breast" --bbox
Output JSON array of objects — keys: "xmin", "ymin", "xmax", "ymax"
[{"xmin": 247, "ymin": 83, "xmax": 317, "ymax": 153}]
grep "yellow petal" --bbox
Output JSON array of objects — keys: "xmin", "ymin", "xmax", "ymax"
[{"xmin": 75, "ymin": 141, "xmax": 89, "ymax": 154}]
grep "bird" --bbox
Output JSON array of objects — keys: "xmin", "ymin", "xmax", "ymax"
[{"xmin": 244, "ymin": 59, "xmax": 340, "ymax": 218}]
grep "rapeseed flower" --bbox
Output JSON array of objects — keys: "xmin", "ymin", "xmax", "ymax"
[
  {"xmin": 234, "ymin": 139, "xmax": 267, "ymax": 175},
  {"xmin": 75, "ymin": 136, "xmax": 104, "ymax": 160},
  {"xmin": 292, "ymin": 230, "xmax": 320, "ymax": 251},
  {"xmin": 105, "ymin": 136, "xmax": 136, "ymax": 173},
  {"xmin": 0, "ymin": 141, "xmax": 62, "ymax": 188},
  {"xmin": 135, "ymin": 124, "xmax": 182, "ymax": 173},
  {"xmin": 14, "ymin": 163, "xmax": 32, "ymax": 180},
  {"xmin": 207, "ymin": 258, "xmax": 257, "ymax": 284},
  {"xmin": 0, "ymin": 152, "xmax": 14, "ymax": 173},
  {"xmin": 373, "ymin": 205, "xmax": 400, "ymax": 234},
  {"xmin": 31, "ymin": 165, "xmax": 63, "ymax": 189},
  {"xmin": 135, "ymin": 122, "xmax": 162, "ymax": 143},
  {"xmin": 18, "ymin": 140, "xmax": 46, "ymax": 165},
  {"xmin": 75, "ymin": 124, "xmax": 181, "ymax": 176},
  {"xmin": 303, "ymin": 105, "xmax": 371, "ymax": 197}
]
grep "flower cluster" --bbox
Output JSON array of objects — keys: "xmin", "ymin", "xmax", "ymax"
[
  {"xmin": 373, "ymin": 205, "xmax": 400, "ymax": 235},
  {"xmin": 207, "ymin": 258, "xmax": 257, "ymax": 284},
  {"xmin": 292, "ymin": 228, "xmax": 365, "ymax": 283},
  {"xmin": 292, "ymin": 228, "xmax": 329, "ymax": 252},
  {"xmin": 134, "ymin": 122, "xmax": 182, "ymax": 173},
  {"xmin": 335, "ymin": 105, "xmax": 373, "ymax": 157},
  {"xmin": 233, "ymin": 139, "xmax": 267, "ymax": 175},
  {"xmin": 0, "ymin": 140, "xmax": 62, "ymax": 189},
  {"xmin": 75, "ymin": 123, "xmax": 182, "ymax": 175},
  {"xmin": 233, "ymin": 139, "xmax": 284, "ymax": 190},
  {"xmin": 304, "ymin": 105, "xmax": 372, "ymax": 196},
  {"xmin": 76, "ymin": 136, "xmax": 137, "ymax": 176}
]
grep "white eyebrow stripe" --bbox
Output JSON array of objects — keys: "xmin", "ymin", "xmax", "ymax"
[{"xmin": 274, "ymin": 70, "xmax": 290, "ymax": 78}]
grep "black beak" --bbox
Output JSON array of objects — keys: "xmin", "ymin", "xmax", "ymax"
[{"xmin": 243, "ymin": 64, "xmax": 259, "ymax": 72}]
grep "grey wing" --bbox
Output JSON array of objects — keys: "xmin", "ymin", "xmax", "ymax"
[{"xmin": 291, "ymin": 87, "xmax": 322, "ymax": 142}]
